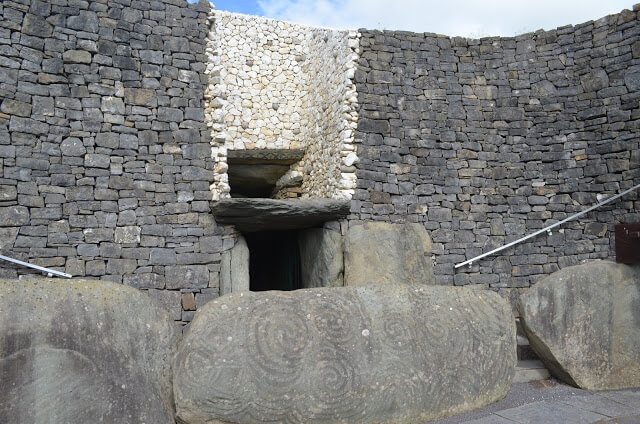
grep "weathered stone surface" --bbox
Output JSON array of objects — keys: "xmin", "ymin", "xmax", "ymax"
[
  {"xmin": 518, "ymin": 261, "xmax": 640, "ymax": 390},
  {"xmin": 174, "ymin": 285, "xmax": 516, "ymax": 424},
  {"xmin": 344, "ymin": 222, "xmax": 434, "ymax": 286},
  {"xmin": 0, "ymin": 206, "xmax": 29, "ymax": 226},
  {"xmin": 114, "ymin": 226, "xmax": 141, "ymax": 244},
  {"xmin": 211, "ymin": 198, "xmax": 351, "ymax": 232},
  {"xmin": 0, "ymin": 278, "xmax": 179, "ymax": 423},
  {"xmin": 0, "ymin": 228, "xmax": 19, "ymax": 250},
  {"xmin": 124, "ymin": 88, "xmax": 157, "ymax": 106},
  {"xmin": 63, "ymin": 50, "xmax": 92, "ymax": 64},
  {"xmin": 581, "ymin": 69, "xmax": 609, "ymax": 92},
  {"xmin": 624, "ymin": 65, "xmax": 640, "ymax": 91},
  {"xmin": 298, "ymin": 227, "xmax": 343, "ymax": 288},
  {"xmin": 220, "ymin": 235, "xmax": 249, "ymax": 295}
]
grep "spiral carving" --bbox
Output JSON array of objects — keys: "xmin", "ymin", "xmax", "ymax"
[
  {"xmin": 247, "ymin": 299, "xmax": 310, "ymax": 387},
  {"xmin": 306, "ymin": 346, "xmax": 364, "ymax": 420},
  {"xmin": 381, "ymin": 312, "xmax": 415, "ymax": 352},
  {"xmin": 174, "ymin": 286, "xmax": 516, "ymax": 424},
  {"xmin": 310, "ymin": 294, "xmax": 360, "ymax": 346}
]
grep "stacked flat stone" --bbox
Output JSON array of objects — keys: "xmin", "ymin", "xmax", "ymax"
[
  {"xmin": 0, "ymin": 0, "xmax": 221, "ymax": 329},
  {"xmin": 352, "ymin": 7, "xmax": 640, "ymax": 308},
  {"xmin": 208, "ymin": 12, "xmax": 359, "ymax": 200}
]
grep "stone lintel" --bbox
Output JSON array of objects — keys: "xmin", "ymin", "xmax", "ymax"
[
  {"xmin": 227, "ymin": 149, "xmax": 306, "ymax": 165},
  {"xmin": 211, "ymin": 198, "xmax": 351, "ymax": 232}
]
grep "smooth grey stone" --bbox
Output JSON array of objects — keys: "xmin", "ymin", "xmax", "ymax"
[
  {"xmin": 220, "ymin": 235, "xmax": 249, "ymax": 295},
  {"xmin": 0, "ymin": 279, "xmax": 179, "ymax": 424},
  {"xmin": 344, "ymin": 221, "xmax": 434, "ymax": 286},
  {"xmin": 298, "ymin": 227, "xmax": 343, "ymax": 288},
  {"xmin": 518, "ymin": 261, "xmax": 640, "ymax": 390},
  {"xmin": 174, "ymin": 285, "xmax": 516, "ymax": 424},
  {"xmin": 211, "ymin": 198, "xmax": 351, "ymax": 232}
]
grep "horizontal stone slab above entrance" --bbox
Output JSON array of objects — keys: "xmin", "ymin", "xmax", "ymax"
[{"xmin": 211, "ymin": 198, "xmax": 351, "ymax": 232}]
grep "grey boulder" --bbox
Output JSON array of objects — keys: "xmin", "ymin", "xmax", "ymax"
[
  {"xmin": 174, "ymin": 285, "xmax": 515, "ymax": 424},
  {"xmin": 344, "ymin": 222, "xmax": 434, "ymax": 286},
  {"xmin": 518, "ymin": 261, "xmax": 640, "ymax": 390},
  {"xmin": 0, "ymin": 278, "xmax": 180, "ymax": 423}
]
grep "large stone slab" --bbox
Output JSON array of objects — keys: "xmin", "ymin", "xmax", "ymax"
[
  {"xmin": 220, "ymin": 235, "xmax": 250, "ymax": 295},
  {"xmin": 174, "ymin": 285, "xmax": 516, "ymax": 424},
  {"xmin": 344, "ymin": 222, "xmax": 434, "ymax": 286},
  {"xmin": 518, "ymin": 261, "xmax": 640, "ymax": 390},
  {"xmin": 211, "ymin": 198, "xmax": 351, "ymax": 232},
  {"xmin": 298, "ymin": 227, "xmax": 343, "ymax": 288},
  {"xmin": 0, "ymin": 278, "xmax": 179, "ymax": 423}
]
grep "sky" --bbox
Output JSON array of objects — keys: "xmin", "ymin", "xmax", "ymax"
[{"xmin": 199, "ymin": 0, "xmax": 635, "ymax": 38}]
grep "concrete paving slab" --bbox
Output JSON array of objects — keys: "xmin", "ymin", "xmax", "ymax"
[
  {"xmin": 593, "ymin": 416, "xmax": 640, "ymax": 424},
  {"xmin": 494, "ymin": 401, "xmax": 607, "ymax": 424},
  {"xmin": 463, "ymin": 415, "xmax": 517, "ymax": 423},
  {"xmin": 430, "ymin": 380, "xmax": 640, "ymax": 424},
  {"xmin": 561, "ymin": 394, "xmax": 638, "ymax": 417},
  {"xmin": 599, "ymin": 391, "xmax": 640, "ymax": 411}
]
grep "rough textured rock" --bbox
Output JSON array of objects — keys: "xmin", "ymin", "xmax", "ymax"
[
  {"xmin": 0, "ymin": 0, "xmax": 216, "ymax": 326},
  {"xmin": 0, "ymin": 278, "xmax": 179, "ymax": 423},
  {"xmin": 518, "ymin": 261, "xmax": 640, "ymax": 390},
  {"xmin": 298, "ymin": 227, "xmax": 343, "ymax": 288},
  {"xmin": 211, "ymin": 198, "xmax": 351, "ymax": 232},
  {"xmin": 220, "ymin": 235, "xmax": 250, "ymax": 295},
  {"xmin": 344, "ymin": 222, "xmax": 434, "ymax": 286},
  {"xmin": 209, "ymin": 12, "xmax": 359, "ymax": 200},
  {"xmin": 174, "ymin": 285, "xmax": 516, "ymax": 424}
]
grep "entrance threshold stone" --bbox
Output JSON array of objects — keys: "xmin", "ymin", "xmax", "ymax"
[{"xmin": 211, "ymin": 198, "xmax": 351, "ymax": 232}]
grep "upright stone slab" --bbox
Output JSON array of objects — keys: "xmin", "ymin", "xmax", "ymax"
[
  {"xmin": 220, "ymin": 235, "xmax": 250, "ymax": 295},
  {"xmin": 518, "ymin": 261, "xmax": 640, "ymax": 390},
  {"xmin": 344, "ymin": 222, "xmax": 434, "ymax": 286},
  {"xmin": 174, "ymin": 285, "xmax": 516, "ymax": 424},
  {"xmin": 298, "ymin": 227, "xmax": 343, "ymax": 288},
  {"xmin": 0, "ymin": 278, "xmax": 179, "ymax": 423}
]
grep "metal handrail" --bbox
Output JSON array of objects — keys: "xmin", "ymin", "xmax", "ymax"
[
  {"xmin": 455, "ymin": 182, "xmax": 640, "ymax": 269},
  {"xmin": 0, "ymin": 253, "xmax": 72, "ymax": 278}
]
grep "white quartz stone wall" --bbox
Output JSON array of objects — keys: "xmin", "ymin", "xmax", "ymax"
[
  {"xmin": 206, "ymin": 11, "xmax": 359, "ymax": 200},
  {"xmin": 301, "ymin": 28, "xmax": 359, "ymax": 199}
]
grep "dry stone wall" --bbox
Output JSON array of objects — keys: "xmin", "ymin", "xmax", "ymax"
[
  {"xmin": 208, "ymin": 12, "xmax": 358, "ymax": 200},
  {"xmin": 0, "ymin": 0, "xmax": 220, "ymax": 327},
  {"xmin": 352, "ymin": 6, "xmax": 640, "ymax": 304},
  {"xmin": 2, "ymin": 0, "xmax": 640, "ymax": 320}
]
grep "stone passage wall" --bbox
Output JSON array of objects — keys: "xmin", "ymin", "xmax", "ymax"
[
  {"xmin": 352, "ymin": 7, "xmax": 640, "ymax": 302},
  {"xmin": 0, "ymin": 0, "xmax": 220, "ymax": 326},
  {"xmin": 209, "ymin": 12, "xmax": 358, "ymax": 200},
  {"xmin": 301, "ymin": 28, "xmax": 360, "ymax": 199}
]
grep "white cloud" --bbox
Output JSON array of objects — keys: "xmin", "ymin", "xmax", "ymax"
[{"xmin": 256, "ymin": 0, "xmax": 634, "ymax": 37}]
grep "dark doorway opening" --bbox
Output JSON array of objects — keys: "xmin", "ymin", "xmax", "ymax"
[{"xmin": 245, "ymin": 231, "xmax": 302, "ymax": 291}]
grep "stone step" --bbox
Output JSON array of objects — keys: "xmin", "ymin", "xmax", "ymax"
[
  {"xmin": 514, "ymin": 359, "xmax": 551, "ymax": 383},
  {"xmin": 516, "ymin": 317, "xmax": 540, "ymax": 361}
]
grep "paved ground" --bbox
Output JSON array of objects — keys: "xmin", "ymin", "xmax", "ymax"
[{"xmin": 431, "ymin": 379, "xmax": 640, "ymax": 424}]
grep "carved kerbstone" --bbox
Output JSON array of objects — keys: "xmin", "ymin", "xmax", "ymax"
[
  {"xmin": 174, "ymin": 285, "xmax": 516, "ymax": 424},
  {"xmin": 0, "ymin": 279, "xmax": 179, "ymax": 424}
]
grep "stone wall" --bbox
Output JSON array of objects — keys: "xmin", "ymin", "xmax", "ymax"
[
  {"xmin": 352, "ymin": 6, "xmax": 640, "ymax": 303},
  {"xmin": 0, "ymin": 0, "xmax": 220, "ymax": 326},
  {"xmin": 2, "ymin": 0, "xmax": 640, "ymax": 320},
  {"xmin": 209, "ymin": 12, "xmax": 358, "ymax": 200}
]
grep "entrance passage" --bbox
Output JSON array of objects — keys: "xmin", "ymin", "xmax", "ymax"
[{"xmin": 245, "ymin": 231, "xmax": 301, "ymax": 291}]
